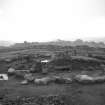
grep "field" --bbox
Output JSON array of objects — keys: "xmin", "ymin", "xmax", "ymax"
[
  {"xmin": 0, "ymin": 45, "xmax": 105, "ymax": 105},
  {"xmin": 0, "ymin": 72, "xmax": 105, "ymax": 105},
  {"xmin": 0, "ymin": 77, "xmax": 105, "ymax": 105}
]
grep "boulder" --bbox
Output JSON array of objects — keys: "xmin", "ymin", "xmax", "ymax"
[
  {"xmin": 63, "ymin": 77, "xmax": 72, "ymax": 84},
  {"xmin": 8, "ymin": 68, "xmax": 15, "ymax": 75},
  {"xmin": 75, "ymin": 74, "xmax": 94, "ymax": 83},
  {"xmin": 54, "ymin": 76, "xmax": 72, "ymax": 84},
  {"xmin": 21, "ymin": 80, "xmax": 28, "ymax": 85},
  {"xmin": 34, "ymin": 77, "xmax": 51, "ymax": 85},
  {"xmin": 92, "ymin": 76, "xmax": 105, "ymax": 83},
  {"xmin": 24, "ymin": 73, "xmax": 34, "ymax": 82},
  {"xmin": 75, "ymin": 74, "xmax": 105, "ymax": 84}
]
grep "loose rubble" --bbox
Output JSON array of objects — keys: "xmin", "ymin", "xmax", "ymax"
[{"xmin": 1, "ymin": 95, "xmax": 67, "ymax": 105}]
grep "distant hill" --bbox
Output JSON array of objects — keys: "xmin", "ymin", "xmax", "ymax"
[
  {"xmin": 0, "ymin": 39, "xmax": 105, "ymax": 48},
  {"xmin": 0, "ymin": 39, "xmax": 105, "ymax": 60},
  {"xmin": 88, "ymin": 37, "xmax": 105, "ymax": 43},
  {"xmin": 12, "ymin": 39, "xmax": 105, "ymax": 48}
]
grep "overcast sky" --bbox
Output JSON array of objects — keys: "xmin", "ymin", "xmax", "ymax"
[{"xmin": 0, "ymin": 0, "xmax": 105, "ymax": 42}]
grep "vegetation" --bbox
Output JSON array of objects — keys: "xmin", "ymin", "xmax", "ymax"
[{"xmin": 0, "ymin": 41, "xmax": 105, "ymax": 105}]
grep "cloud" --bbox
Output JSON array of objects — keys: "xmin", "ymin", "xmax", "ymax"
[
  {"xmin": 0, "ymin": 0, "xmax": 13, "ymax": 16},
  {"xmin": 0, "ymin": 0, "xmax": 11, "ymax": 9},
  {"xmin": 0, "ymin": 0, "xmax": 105, "ymax": 42},
  {"xmin": 0, "ymin": 9, "xmax": 3, "ymax": 15},
  {"xmin": 0, "ymin": 0, "xmax": 6, "ymax": 6}
]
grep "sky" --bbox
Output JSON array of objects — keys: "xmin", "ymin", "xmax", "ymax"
[{"xmin": 0, "ymin": 0, "xmax": 105, "ymax": 42}]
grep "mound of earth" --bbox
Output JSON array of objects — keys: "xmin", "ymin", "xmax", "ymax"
[{"xmin": 49, "ymin": 56, "xmax": 104, "ymax": 72}]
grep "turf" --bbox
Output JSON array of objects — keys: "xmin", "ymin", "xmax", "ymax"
[{"xmin": 0, "ymin": 75, "xmax": 105, "ymax": 105}]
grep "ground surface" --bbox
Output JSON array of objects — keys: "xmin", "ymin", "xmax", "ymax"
[
  {"xmin": 0, "ymin": 46, "xmax": 105, "ymax": 105},
  {"xmin": 0, "ymin": 73, "xmax": 105, "ymax": 105}
]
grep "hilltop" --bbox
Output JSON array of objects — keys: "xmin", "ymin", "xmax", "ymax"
[{"xmin": 12, "ymin": 39, "xmax": 105, "ymax": 48}]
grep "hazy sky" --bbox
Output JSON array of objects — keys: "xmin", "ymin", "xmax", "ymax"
[{"xmin": 0, "ymin": 0, "xmax": 105, "ymax": 42}]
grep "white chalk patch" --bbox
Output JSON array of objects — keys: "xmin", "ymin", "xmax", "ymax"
[
  {"xmin": 41, "ymin": 59, "xmax": 50, "ymax": 63},
  {"xmin": 0, "ymin": 74, "xmax": 8, "ymax": 80}
]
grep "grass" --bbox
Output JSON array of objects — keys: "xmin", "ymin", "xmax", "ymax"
[
  {"xmin": 0, "ymin": 73, "xmax": 105, "ymax": 105},
  {"xmin": 0, "ymin": 48, "xmax": 105, "ymax": 104}
]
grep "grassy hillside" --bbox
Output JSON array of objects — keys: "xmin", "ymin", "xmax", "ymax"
[{"xmin": 0, "ymin": 44, "xmax": 105, "ymax": 105}]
